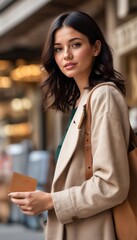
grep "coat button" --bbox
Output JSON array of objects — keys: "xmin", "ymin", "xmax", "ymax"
[{"xmin": 72, "ymin": 216, "xmax": 78, "ymax": 221}]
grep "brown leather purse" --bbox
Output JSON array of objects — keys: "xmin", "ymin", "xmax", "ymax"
[{"xmin": 84, "ymin": 84, "xmax": 137, "ymax": 240}]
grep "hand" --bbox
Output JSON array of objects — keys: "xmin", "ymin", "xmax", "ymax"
[{"xmin": 8, "ymin": 190, "xmax": 53, "ymax": 215}]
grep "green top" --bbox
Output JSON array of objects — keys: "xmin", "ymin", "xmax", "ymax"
[{"xmin": 55, "ymin": 108, "xmax": 77, "ymax": 161}]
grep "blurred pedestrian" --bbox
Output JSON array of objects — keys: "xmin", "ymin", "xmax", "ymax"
[{"xmin": 9, "ymin": 11, "xmax": 130, "ymax": 240}]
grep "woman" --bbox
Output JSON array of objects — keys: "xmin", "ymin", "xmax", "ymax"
[{"xmin": 9, "ymin": 11, "xmax": 130, "ymax": 240}]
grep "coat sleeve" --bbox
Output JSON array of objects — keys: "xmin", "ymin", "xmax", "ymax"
[{"xmin": 51, "ymin": 85, "xmax": 130, "ymax": 224}]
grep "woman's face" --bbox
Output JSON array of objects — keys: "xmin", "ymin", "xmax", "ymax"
[{"xmin": 54, "ymin": 26, "xmax": 100, "ymax": 85}]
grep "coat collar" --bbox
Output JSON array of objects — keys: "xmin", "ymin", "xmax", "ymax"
[{"xmin": 52, "ymin": 89, "xmax": 90, "ymax": 187}]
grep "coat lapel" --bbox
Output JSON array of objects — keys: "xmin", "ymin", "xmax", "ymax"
[{"xmin": 52, "ymin": 89, "xmax": 90, "ymax": 186}]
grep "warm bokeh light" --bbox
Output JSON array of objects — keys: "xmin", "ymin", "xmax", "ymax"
[
  {"xmin": 11, "ymin": 98, "xmax": 32, "ymax": 111},
  {"xmin": 22, "ymin": 98, "xmax": 32, "ymax": 110},
  {"xmin": 0, "ymin": 60, "xmax": 12, "ymax": 71},
  {"xmin": 0, "ymin": 76, "xmax": 12, "ymax": 88},
  {"xmin": 4, "ymin": 122, "xmax": 32, "ymax": 137},
  {"xmin": 10, "ymin": 64, "xmax": 42, "ymax": 82}
]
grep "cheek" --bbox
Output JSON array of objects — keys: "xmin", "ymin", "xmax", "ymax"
[
  {"xmin": 78, "ymin": 48, "xmax": 93, "ymax": 61},
  {"xmin": 79, "ymin": 51, "xmax": 94, "ymax": 67},
  {"xmin": 83, "ymin": 48, "xmax": 93, "ymax": 59}
]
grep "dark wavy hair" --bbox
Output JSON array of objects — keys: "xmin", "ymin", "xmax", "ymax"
[{"xmin": 41, "ymin": 11, "xmax": 126, "ymax": 112}]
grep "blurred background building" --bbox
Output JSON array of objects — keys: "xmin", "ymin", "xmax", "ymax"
[{"xmin": 0, "ymin": 0, "xmax": 137, "ymax": 228}]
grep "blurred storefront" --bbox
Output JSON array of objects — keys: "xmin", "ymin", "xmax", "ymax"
[
  {"xmin": 114, "ymin": 0, "xmax": 137, "ymax": 132},
  {"xmin": 0, "ymin": 59, "xmax": 43, "ymax": 147}
]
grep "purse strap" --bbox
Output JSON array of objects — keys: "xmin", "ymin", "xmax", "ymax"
[
  {"xmin": 84, "ymin": 93, "xmax": 92, "ymax": 180},
  {"xmin": 84, "ymin": 83, "xmax": 137, "ymax": 180}
]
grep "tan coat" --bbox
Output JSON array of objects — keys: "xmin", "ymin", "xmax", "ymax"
[{"xmin": 46, "ymin": 83, "xmax": 130, "ymax": 240}]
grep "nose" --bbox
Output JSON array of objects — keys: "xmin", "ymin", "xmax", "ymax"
[{"xmin": 64, "ymin": 48, "xmax": 73, "ymax": 60}]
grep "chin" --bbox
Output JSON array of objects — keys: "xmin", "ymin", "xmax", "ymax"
[
  {"xmin": 63, "ymin": 73, "xmax": 74, "ymax": 78},
  {"xmin": 62, "ymin": 70, "xmax": 76, "ymax": 78}
]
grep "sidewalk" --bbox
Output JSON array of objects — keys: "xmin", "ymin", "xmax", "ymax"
[{"xmin": 0, "ymin": 223, "xmax": 45, "ymax": 240}]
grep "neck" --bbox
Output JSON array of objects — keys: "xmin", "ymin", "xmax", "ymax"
[
  {"xmin": 74, "ymin": 74, "xmax": 89, "ymax": 95},
  {"xmin": 74, "ymin": 84, "xmax": 87, "ymax": 108},
  {"xmin": 75, "ymin": 80, "xmax": 88, "ymax": 96}
]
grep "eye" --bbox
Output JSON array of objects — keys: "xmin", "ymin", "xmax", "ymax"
[
  {"xmin": 72, "ymin": 42, "xmax": 81, "ymax": 48},
  {"xmin": 54, "ymin": 47, "xmax": 62, "ymax": 52}
]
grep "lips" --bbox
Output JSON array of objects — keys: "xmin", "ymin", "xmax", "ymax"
[{"xmin": 64, "ymin": 62, "xmax": 77, "ymax": 70}]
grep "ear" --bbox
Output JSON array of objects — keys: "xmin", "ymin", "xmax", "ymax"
[{"xmin": 93, "ymin": 40, "xmax": 101, "ymax": 56}]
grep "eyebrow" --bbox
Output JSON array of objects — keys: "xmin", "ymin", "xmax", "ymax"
[{"xmin": 54, "ymin": 37, "xmax": 82, "ymax": 45}]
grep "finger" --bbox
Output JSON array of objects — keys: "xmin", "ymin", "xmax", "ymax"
[
  {"xmin": 20, "ymin": 207, "xmax": 35, "ymax": 215},
  {"xmin": 8, "ymin": 192, "xmax": 28, "ymax": 199},
  {"xmin": 19, "ymin": 205, "xmax": 32, "ymax": 212},
  {"xmin": 10, "ymin": 197, "xmax": 26, "ymax": 205}
]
